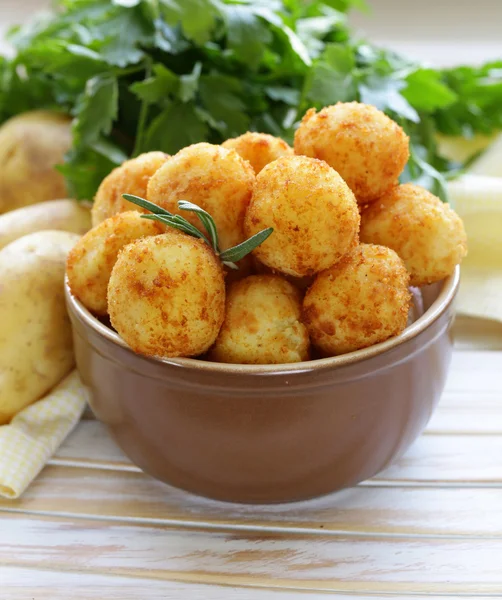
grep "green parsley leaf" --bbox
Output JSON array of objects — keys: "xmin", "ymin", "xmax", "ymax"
[
  {"xmin": 402, "ymin": 69, "xmax": 458, "ymax": 112},
  {"xmin": 130, "ymin": 64, "xmax": 179, "ymax": 104},
  {"xmin": 143, "ymin": 101, "xmax": 209, "ymax": 153},
  {"xmin": 179, "ymin": 62, "xmax": 202, "ymax": 102},
  {"xmin": 359, "ymin": 77, "xmax": 419, "ymax": 123},
  {"xmin": 199, "ymin": 74, "xmax": 249, "ymax": 136},
  {"xmin": 221, "ymin": 5, "xmax": 273, "ymax": 70},
  {"xmin": 73, "ymin": 75, "xmax": 119, "ymax": 147}
]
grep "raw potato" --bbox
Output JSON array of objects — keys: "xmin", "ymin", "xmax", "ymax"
[
  {"xmin": 244, "ymin": 155, "xmax": 360, "ymax": 277},
  {"xmin": 222, "ymin": 132, "xmax": 294, "ymax": 174},
  {"xmin": 294, "ymin": 102, "xmax": 409, "ymax": 205},
  {"xmin": 0, "ymin": 230, "xmax": 80, "ymax": 425},
  {"xmin": 210, "ymin": 275, "xmax": 310, "ymax": 364},
  {"xmin": 108, "ymin": 233, "xmax": 226, "ymax": 358},
  {"xmin": 303, "ymin": 244, "xmax": 411, "ymax": 356},
  {"xmin": 0, "ymin": 111, "xmax": 72, "ymax": 214},
  {"xmin": 0, "ymin": 199, "xmax": 91, "ymax": 251},
  {"xmin": 67, "ymin": 211, "xmax": 163, "ymax": 316},
  {"xmin": 92, "ymin": 152, "xmax": 170, "ymax": 227},
  {"xmin": 147, "ymin": 143, "xmax": 255, "ymax": 250},
  {"xmin": 360, "ymin": 183, "xmax": 468, "ymax": 286}
]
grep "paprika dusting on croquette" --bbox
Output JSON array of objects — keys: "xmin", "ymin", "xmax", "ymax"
[
  {"xmin": 360, "ymin": 183, "xmax": 468, "ymax": 287},
  {"xmin": 92, "ymin": 152, "xmax": 170, "ymax": 227},
  {"xmin": 244, "ymin": 155, "xmax": 360, "ymax": 278},
  {"xmin": 294, "ymin": 102, "xmax": 409, "ymax": 205},
  {"xmin": 147, "ymin": 143, "xmax": 255, "ymax": 251}
]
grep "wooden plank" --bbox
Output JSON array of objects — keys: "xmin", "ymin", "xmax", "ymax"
[
  {"xmin": 437, "ymin": 351, "xmax": 502, "ymax": 397},
  {"xmin": 427, "ymin": 391, "xmax": 502, "ymax": 435},
  {"xmin": 0, "ymin": 567, "xmax": 328, "ymax": 600},
  {"xmin": 5, "ymin": 568, "xmax": 489, "ymax": 600},
  {"xmin": 377, "ymin": 434, "xmax": 502, "ymax": 484},
  {"xmin": 1, "ymin": 514, "xmax": 502, "ymax": 595},
  {"xmin": 2, "ymin": 465, "xmax": 502, "ymax": 538}
]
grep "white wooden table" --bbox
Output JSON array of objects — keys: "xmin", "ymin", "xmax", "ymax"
[{"xmin": 2, "ymin": 1, "xmax": 502, "ymax": 598}]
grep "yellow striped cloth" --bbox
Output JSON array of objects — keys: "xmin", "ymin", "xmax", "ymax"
[{"xmin": 0, "ymin": 371, "xmax": 88, "ymax": 499}]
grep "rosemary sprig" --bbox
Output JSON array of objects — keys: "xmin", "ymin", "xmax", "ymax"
[{"xmin": 123, "ymin": 194, "xmax": 273, "ymax": 270}]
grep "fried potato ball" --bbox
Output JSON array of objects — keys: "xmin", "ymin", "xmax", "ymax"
[
  {"xmin": 303, "ymin": 244, "xmax": 411, "ymax": 356},
  {"xmin": 209, "ymin": 275, "xmax": 310, "ymax": 364},
  {"xmin": 91, "ymin": 152, "xmax": 170, "ymax": 226},
  {"xmin": 244, "ymin": 155, "xmax": 360, "ymax": 278},
  {"xmin": 67, "ymin": 211, "xmax": 162, "ymax": 316},
  {"xmin": 147, "ymin": 143, "xmax": 255, "ymax": 251},
  {"xmin": 108, "ymin": 234, "xmax": 225, "ymax": 358},
  {"xmin": 360, "ymin": 183, "xmax": 468, "ymax": 287},
  {"xmin": 222, "ymin": 132, "xmax": 294, "ymax": 174},
  {"xmin": 294, "ymin": 102, "xmax": 409, "ymax": 204}
]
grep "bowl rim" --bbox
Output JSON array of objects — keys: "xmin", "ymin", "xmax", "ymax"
[{"xmin": 65, "ymin": 266, "xmax": 459, "ymax": 375}]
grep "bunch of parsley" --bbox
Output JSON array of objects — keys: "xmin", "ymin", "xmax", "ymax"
[{"xmin": 1, "ymin": 0, "xmax": 501, "ymax": 201}]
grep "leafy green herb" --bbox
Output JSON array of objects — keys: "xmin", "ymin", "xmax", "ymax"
[
  {"xmin": 123, "ymin": 194, "xmax": 273, "ymax": 269},
  {"xmin": 1, "ymin": 0, "xmax": 501, "ymax": 202}
]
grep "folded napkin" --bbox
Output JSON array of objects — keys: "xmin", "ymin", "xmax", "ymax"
[
  {"xmin": 0, "ymin": 371, "xmax": 88, "ymax": 499},
  {"xmin": 448, "ymin": 135, "xmax": 502, "ymax": 323}
]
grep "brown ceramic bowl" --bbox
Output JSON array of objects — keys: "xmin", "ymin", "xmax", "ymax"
[{"xmin": 65, "ymin": 268, "xmax": 459, "ymax": 504}]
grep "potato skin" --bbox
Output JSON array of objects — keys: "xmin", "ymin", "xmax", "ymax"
[
  {"xmin": 0, "ymin": 111, "xmax": 71, "ymax": 214},
  {"xmin": 294, "ymin": 102, "xmax": 409, "ymax": 204},
  {"xmin": 108, "ymin": 234, "xmax": 225, "ymax": 358},
  {"xmin": 67, "ymin": 211, "xmax": 162, "ymax": 316},
  {"xmin": 360, "ymin": 183, "xmax": 468, "ymax": 286},
  {"xmin": 0, "ymin": 230, "xmax": 80, "ymax": 425},
  {"xmin": 0, "ymin": 199, "xmax": 91, "ymax": 251},
  {"xmin": 244, "ymin": 155, "xmax": 360, "ymax": 277},
  {"xmin": 303, "ymin": 244, "xmax": 411, "ymax": 356},
  {"xmin": 147, "ymin": 143, "xmax": 255, "ymax": 251},
  {"xmin": 91, "ymin": 152, "xmax": 170, "ymax": 227},
  {"xmin": 210, "ymin": 275, "xmax": 310, "ymax": 364},
  {"xmin": 222, "ymin": 132, "xmax": 294, "ymax": 174}
]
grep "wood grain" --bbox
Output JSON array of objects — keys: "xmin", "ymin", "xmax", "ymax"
[
  {"xmin": 7, "ymin": 568, "xmax": 491, "ymax": 600},
  {"xmin": 2, "ymin": 513, "xmax": 502, "ymax": 595},
  {"xmin": 2, "ymin": 465, "xmax": 502, "ymax": 538}
]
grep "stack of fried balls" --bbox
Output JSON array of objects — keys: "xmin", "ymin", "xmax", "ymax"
[{"xmin": 67, "ymin": 102, "xmax": 467, "ymax": 364}]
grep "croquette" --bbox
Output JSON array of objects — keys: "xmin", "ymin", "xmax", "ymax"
[
  {"xmin": 66, "ymin": 211, "xmax": 162, "ymax": 315},
  {"xmin": 303, "ymin": 244, "xmax": 411, "ymax": 355},
  {"xmin": 108, "ymin": 233, "xmax": 226, "ymax": 358},
  {"xmin": 92, "ymin": 152, "xmax": 170, "ymax": 226},
  {"xmin": 147, "ymin": 143, "xmax": 255, "ymax": 251},
  {"xmin": 294, "ymin": 102, "xmax": 409, "ymax": 205},
  {"xmin": 244, "ymin": 155, "xmax": 360, "ymax": 277},
  {"xmin": 210, "ymin": 275, "xmax": 310, "ymax": 364},
  {"xmin": 360, "ymin": 183, "xmax": 468, "ymax": 286}
]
